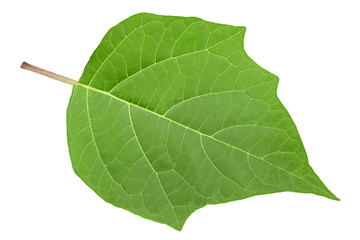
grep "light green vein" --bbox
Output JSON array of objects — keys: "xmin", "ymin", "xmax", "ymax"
[
  {"xmin": 127, "ymin": 104, "xmax": 180, "ymax": 229},
  {"xmin": 107, "ymin": 29, "xmax": 244, "ymax": 93},
  {"xmin": 85, "ymin": 89, "xmax": 126, "ymax": 192}
]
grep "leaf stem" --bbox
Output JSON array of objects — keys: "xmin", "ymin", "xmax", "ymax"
[{"xmin": 20, "ymin": 62, "xmax": 83, "ymax": 86}]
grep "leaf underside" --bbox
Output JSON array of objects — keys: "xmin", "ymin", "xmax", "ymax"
[{"xmin": 66, "ymin": 13, "xmax": 338, "ymax": 230}]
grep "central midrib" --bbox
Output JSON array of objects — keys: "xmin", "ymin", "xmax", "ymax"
[{"xmin": 78, "ymin": 83, "xmax": 331, "ymax": 198}]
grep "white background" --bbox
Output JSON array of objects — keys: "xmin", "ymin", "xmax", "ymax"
[{"xmin": 1, "ymin": 0, "xmax": 359, "ymax": 239}]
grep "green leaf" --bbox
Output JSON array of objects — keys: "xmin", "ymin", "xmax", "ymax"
[{"xmin": 66, "ymin": 12, "xmax": 338, "ymax": 230}]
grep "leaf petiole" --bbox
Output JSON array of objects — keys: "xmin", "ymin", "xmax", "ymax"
[{"xmin": 20, "ymin": 62, "xmax": 83, "ymax": 86}]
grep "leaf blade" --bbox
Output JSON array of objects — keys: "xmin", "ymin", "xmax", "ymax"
[{"xmin": 67, "ymin": 13, "xmax": 338, "ymax": 230}]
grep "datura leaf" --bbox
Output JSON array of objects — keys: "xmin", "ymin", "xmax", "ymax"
[{"xmin": 66, "ymin": 13, "xmax": 338, "ymax": 230}]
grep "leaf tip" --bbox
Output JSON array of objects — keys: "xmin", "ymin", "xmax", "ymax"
[
  {"xmin": 330, "ymin": 194, "xmax": 341, "ymax": 201},
  {"xmin": 323, "ymin": 189, "xmax": 340, "ymax": 201}
]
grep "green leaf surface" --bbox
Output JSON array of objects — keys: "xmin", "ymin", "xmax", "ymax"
[{"xmin": 66, "ymin": 13, "xmax": 338, "ymax": 230}]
